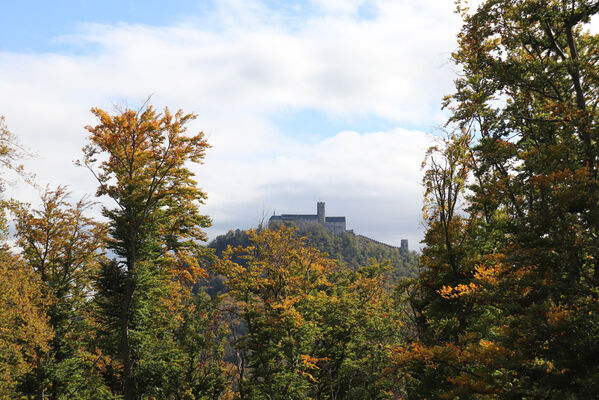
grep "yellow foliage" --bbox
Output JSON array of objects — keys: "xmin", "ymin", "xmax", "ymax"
[
  {"xmin": 438, "ymin": 282, "xmax": 480, "ymax": 299},
  {"xmin": 300, "ymin": 354, "xmax": 329, "ymax": 370},
  {"xmin": 0, "ymin": 253, "xmax": 53, "ymax": 396},
  {"xmin": 473, "ymin": 264, "xmax": 501, "ymax": 286}
]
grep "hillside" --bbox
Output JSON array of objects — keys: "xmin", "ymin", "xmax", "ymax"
[{"xmin": 208, "ymin": 223, "xmax": 419, "ymax": 280}]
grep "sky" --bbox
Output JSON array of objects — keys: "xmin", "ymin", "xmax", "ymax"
[{"xmin": 0, "ymin": 0, "xmax": 464, "ymax": 249}]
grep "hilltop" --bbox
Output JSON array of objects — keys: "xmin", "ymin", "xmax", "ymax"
[{"xmin": 208, "ymin": 223, "xmax": 419, "ymax": 280}]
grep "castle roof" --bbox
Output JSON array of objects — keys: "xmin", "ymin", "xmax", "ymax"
[
  {"xmin": 269, "ymin": 214, "xmax": 319, "ymax": 221},
  {"xmin": 268, "ymin": 202, "xmax": 346, "ymax": 234},
  {"xmin": 268, "ymin": 215, "xmax": 345, "ymax": 223},
  {"xmin": 281, "ymin": 214, "xmax": 318, "ymax": 219}
]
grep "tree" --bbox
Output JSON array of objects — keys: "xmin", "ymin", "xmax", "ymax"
[
  {"xmin": 0, "ymin": 117, "xmax": 53, "ymax": 398},
  {"xmin": 10, "ymin": 187, "xmax": 111, "ymax": 399},
  {"xmin": 214, "ymin": 227, "xmax": 402, "ymax": 399},
  {"xmin": 81, "ymin": 104, "xmax": 212, "ymax": 398},
  {"xmin": 214, "ymin": 227, "xmax": 334, "ymax": 399},
  {"xmin": 309, "ymin": 261, "xmax": 402, "ymax": 400},
  {"xmin": 0, "ymin": 233, "xmax": 53, "ymax": 398},
  {"xmin": 389, "ymin": 134, "xmax": 484, "ymax": 399},
  {"xmin": 447, "ymin": 1, "xmax": 599, "ymax": 397},
  {"xmin": 0, "ymin": 115, "xmax": 30, "ymax": 191},
  {"xmin": 394, "ymin": 1, "xmax": 599, "ymax": 398}
]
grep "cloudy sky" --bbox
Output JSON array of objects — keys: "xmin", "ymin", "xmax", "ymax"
[{"xmin": 0, "ymin": 0, "xmax": 463, "ymax": 248}]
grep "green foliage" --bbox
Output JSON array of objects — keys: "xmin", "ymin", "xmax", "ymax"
[
  {"xmin": 393, "ymin": 1, "xmax": 599, "ymax": 398},
  {"xmin": 83, "ymin": 104, "xmax": 224, "ymax": 399},
  {"xmin": 9, "ymin": 187, "xmax": 111, "ymax": 398},
  {"xmin": 309, "ymin": 262, "xmax": 405, "ymax": 399},
  {"xmin": 214, "ymin": 227, "xmax": 403, "ymax": 400},
  {"xmin": 210, "ymin": 223, "xmax": 419, "ymax": 281}
]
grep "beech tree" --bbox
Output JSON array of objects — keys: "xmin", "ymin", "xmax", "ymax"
[
  {"xmin": 81, "ymin": 105, "xmax": 212, "ymax": 398},
  {"xmin": 10, "ymin": 187, "xmax": 110, "ymax": 398}
]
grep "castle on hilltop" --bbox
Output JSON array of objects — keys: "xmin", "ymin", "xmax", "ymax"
[
  {"xmin": 269, "ymin": 202, "xmax": 347, "ymax": 234},
  {"xmin": 268, "ymin": 202, "xmax": 408, "ymax": 252}
]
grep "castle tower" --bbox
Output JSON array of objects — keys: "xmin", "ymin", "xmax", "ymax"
[
  {"xmin": 400, "ymin": 239, "xmax": 408, "ymax": 253},
  {"xmin": 317, "ymin": 202, "xmax": 325, "ymax": 224}
]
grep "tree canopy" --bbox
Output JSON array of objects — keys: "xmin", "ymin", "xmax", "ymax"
[
  {"xmin": 82, "ymin": 105, "xmax": 215, "ymax": 399},
  {"xmin": 2, "ymin": 1, "xmax": 599, "ymax": 398},
  {"xmin": 392, "ymin": 1, "xmax": 599, "ymax": 398}
]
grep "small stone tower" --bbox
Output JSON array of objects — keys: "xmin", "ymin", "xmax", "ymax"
[
  {"xmin": 317, "ymin": 202, "xmax": 325, "ymax": 224},
  {"xmin": 400, "ymin": 239, "xmax": 409, "ymax": 253}
]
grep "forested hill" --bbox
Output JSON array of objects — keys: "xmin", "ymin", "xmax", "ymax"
[{"xmin": 208, "ymin": 223, "xmax": 419, "ymax": 279}]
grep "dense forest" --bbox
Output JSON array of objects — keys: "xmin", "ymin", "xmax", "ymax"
[
  {"xmin": 1, "ymin": 0, "xmax": 599, "ymax": 398},
  {"xmin": 209, "ymin": 223, "xmax": 419, "ymax": 280}
]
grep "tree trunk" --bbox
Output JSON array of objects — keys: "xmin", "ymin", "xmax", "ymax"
[{"xmin": 121, "ymin": 279, "xmax": 135, "ymax": 400}]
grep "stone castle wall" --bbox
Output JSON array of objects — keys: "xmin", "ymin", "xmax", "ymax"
[{"xmin": 269, "ymin": 202, "xmax": 408, "ymax": 250}]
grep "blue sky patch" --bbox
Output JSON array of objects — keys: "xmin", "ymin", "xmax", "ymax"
[
  {"xmin": 271, "ymin": 108, "xmax": 397, "ymax": 141},
  {"xmin": 357, "ymin": 1, "xmax": 378, "ymax": 21},
  {"xmin": 0, "ymin": 0, "xmax": 214, "ymax": 53}
]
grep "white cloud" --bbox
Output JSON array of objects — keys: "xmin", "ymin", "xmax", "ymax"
[
  {"xmin": 0, "ymin": 0, "xmax": 460, "ymax": 248},
  {"xmin": 199, "ymin": 127, "xmax": 433, "ymax": 248}
]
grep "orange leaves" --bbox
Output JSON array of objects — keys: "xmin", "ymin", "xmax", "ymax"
[
  {"xmin": 215, "ymin": 227, "xmax": 336, "ymax": 306},
  {"xmin": 167, "ymin": 251, "xmax": 209, "ymax": 286},
  {"xmin": 436, "ymin": 255, "xmax": 538, "ymax": 302},
  {"xmin": 437, "ymin": 260, "xmax": 503, "ymax": 299},
  {"xmin": 546, "ymin": 303, "xmax": 572, "ymax": 326},
  {"xmin": 82, "ymin": 105, "xmax": 210, "ymax": 213},
  {"xmin": 10, "ymin": 186, "xmax": 108, "ymax": 300},
  {"xmin": 82, "ymin": 104, "xmax": 211, "ymax": 275},
  {"xmin": 300, "ymin": 354, "xmax": 329, "ymax": 370},
  {"xmin": 391, "ymin": 336, "xmax": 509, "ymax": 398},
  {"xmin": 438, "ymin": 282, "xmax": 480, "ymax": 299},
  {"xmin": 298, "ymin": 354, "xmax": 331, "ymax": 383},
  {"xmin": 297, "ymin": 355, "xmax": 330, "ymax": 383},
  {"xmin": 473, "ymin": 263, "xmax": 501, "ymax": 286},
  {"xmin": 391, "ymin": 342, "xmax": 438, "ymax": 369},
  {"xmin": 473, "ymin": 339, "xmax": 508, "ymax": 364}
]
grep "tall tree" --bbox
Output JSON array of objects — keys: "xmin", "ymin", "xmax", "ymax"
[
  {"xmin": 214, "ymin": 227, "xmax": 335, "ymax": 399},
  {"xmin": 449, "ymin": 1, "xmax": 599, "ymax": 396},
  {"xmin": 81, "ymin": 104, "xmax": 211, "ymax": 398},
  {"xmin": 11, "ymin": 187, "xmax": 110, "ymax": 399},
  {"xmin": 0, "ymin": 216, "xmax": 53, "ymax": 398},
  {"xmin": 394, "ymin": 1, "xmax": 599, "ymax": 398},
  {"xmin": 0, "ymin": 117, "xmax": 53, "ymax": 397},
  {"xmin": 390, "ymin": 134, "xmax": 484, "ymax": 399}
]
